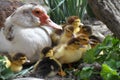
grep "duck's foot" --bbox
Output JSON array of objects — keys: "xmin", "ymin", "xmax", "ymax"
[{"xmin": 57, "ymin": 69, "xmax": 66, "ymax": 77}]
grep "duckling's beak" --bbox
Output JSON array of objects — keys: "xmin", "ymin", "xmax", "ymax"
[
  {"xmin": 26, "ymin": 59, "xmax": 30, "ymax": 63},
  {"xmin": 73, "ymin": 33, "xmax": 76, "ymax": 38},
  {"xmin": 39, "ymin": 13, "xmax": 62, "ymax": 30},
  {"xmin": 89, "ymin": 41, "xmax": 94, "ymax": 44},
  {"xmin": 79, "ymin": 44, "xmax": 85, "ymax": 48},
  {"xmin": 89, "ymin": 39, "xmax": 95, "ymax": 44},
  {"xmin": 80, "ymin": 23, "xmax": 84, "ymax": 26}
]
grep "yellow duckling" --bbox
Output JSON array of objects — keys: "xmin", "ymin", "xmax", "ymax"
[
  {"xmin": 33, "ymin": 47, "xmax": 65, "ymax": 78},
  {"xmin": 67, "ymin": 16, "xmax": 83, "ymax": 35},
  {"xmin": 10, "ymin": 53, "xmax": 30, "ymax": 73},
  {"xmin": 59, "ymin": 25, "xmax": 74, "ymax": 44},
  {"xmin": 54, "ymin": 34, "xmax": 91, "ymax": 64}
]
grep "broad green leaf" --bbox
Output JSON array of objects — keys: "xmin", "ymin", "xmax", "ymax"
[
  {"xmin": 104, "ymin": 59, "xmax": 117, "ymax": 70},
  {"xmin": 100, "ymin": 64, "xmax": 120, "ymax": 80},
  {"xmin": 80, "ymin": 66, "xmax": 93, "ymax": 79},
  {"xmin": 83, "ymin": 44, "xmax": 102, "ymax": 63}
]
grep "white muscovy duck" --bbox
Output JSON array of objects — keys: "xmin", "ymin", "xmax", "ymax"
[{"xmin": 0, "ymin": 3, "xmax": 62, "ymax": 63}]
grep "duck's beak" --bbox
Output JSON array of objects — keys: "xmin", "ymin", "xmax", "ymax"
[
  {"xmin": 39, "ymin": 13, "xmax": 62, "ymax": 30},
  {"xmin": 45, "ymin": 19, "xmax": 62, "ymax": 29}
]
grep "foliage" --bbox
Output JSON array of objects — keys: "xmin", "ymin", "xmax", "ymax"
[
  {"xmin": 100, "ymin": 64, "xmax": 120, "ymax": 80},
  {"xmin": 75, "ymin": 36, "xmax": 120, "ymax": 80},
  {"xmin": 43, "ymin": 0, "xmax": 88, "ymax": 24},
  {"xmin": 84, "ymin": 36, "xmax": 120, "ymax": 64},
  {"xmin": 86, "ymin": 4, "xmax": 95, "ymax": 18},
  {"xmin": 0, "ymin": 35, "xmax": 120, "ymax": 79},
  {"xmin": 0, "ymin": 56, "xmax": 33, "ymax": 80},
  {"xmin": 75, "ymin": 66, "xmax": 94, "ymax": 80},
  {"xmin": 0, "ymin": 56, "xmax": 14, "ymax": 80}
]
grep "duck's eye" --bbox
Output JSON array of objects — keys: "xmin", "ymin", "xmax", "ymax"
[{"xmin": 35, "ymin": 11, "xmax": 40, "ymax": 14}]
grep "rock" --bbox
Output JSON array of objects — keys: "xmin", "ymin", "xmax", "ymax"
[
  {"xmin": 13, "ymin": 77, "xmax": 44, "ymax": 80},
  {"xmin": 83, "ymin": 18, "xmax": 113, "ymax": 41},
  {"xmin": 0, "ymin": 0, "xmax": 23, "ymax": 28},
  {"xmin": 88, "ymin": 0, "xmax": 120, "ymax": 39}
]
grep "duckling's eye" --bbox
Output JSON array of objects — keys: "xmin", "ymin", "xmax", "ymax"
[
  {"xmin": 20, "ymin": 57, "xmax": 26, "ymax": 60},
  {"xmin": 20, "ymin": 59, "xmax": 24, "ymax": 60},
  {"xmin": 66, "ymin": 29, "xmax": 70, "ymax": 32},
  {"xmin": 82, "ymin": 39, "xmax": 87, "ymax": 41},
  {"xmin": 84, "ymin": 29, "xmax": 87, "ymax": 31},
  {"xmin": 75, "ymin": 42, "xmax": 80, "ymax": 45},
  {"xmin": 75, "ymin": 21, "xmax": 80, "ymax": 23}
]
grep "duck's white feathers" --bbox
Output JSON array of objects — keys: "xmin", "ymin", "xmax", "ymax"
[
  {"xmin": 0, "ymin": 26, "xmax": 52, "ymax": 62},
  {"xmin": 0, "ymin": 4, "xmax": 55, "ymax": 62}
]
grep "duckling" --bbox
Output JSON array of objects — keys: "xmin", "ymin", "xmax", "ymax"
[
  {"xmin": 10, "ymin": 53, "xmax": 30, "ymax": 73},
  {"xmin": 33, "ymin": 47, "xmax": 65, "ymax": 78},
  {"xmin": 89, "ymin": 35, "xmax": 101, "ymax": 48},
  {"xmin": 76, "ymin": 25, "xmax": 92, "ymax": 37},
  {"xmin": 51, "ymin": 25, "xmax": 74, "ymax": 46},
  {"xmin": 54, "ymin": 34, "xmax": 91, "ymax": 64},
  {"xmin": 76, "ymin": 33, "xmax": 91, "ymax": 50},
  {"xmin": 67, "ymin": 16, "xmax": 83, "ymax": 35},
  {"xmin": 59, "ymin": 25, "xmax": 74, "ymax": 44},
  {"xmin": 50, "ymin": 29, "xmax": 63, "ymax": 47}
]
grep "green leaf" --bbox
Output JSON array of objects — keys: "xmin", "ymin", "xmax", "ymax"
[
  {"xmin": 1, "ymin": 68, "xmax": 14, "ymax": 79},
  {"xmin": 44, "ymin": 0, "xmax": 88, "ymax": 24},
  {"xmin": 51, "ymin": 0, "xmax": 65, "ymax": 12},
  {"xmin": 83, "ymin": 44, "xmax": 102, "ymax": 63},
  {"xmin": 116, "ymin": 61, "xmax": 120, "ymax": 69},
  {"xmin": 13, "ymin": 66, "xmax": 33, "ymax": 78},
  {"xmin": 100, "ymin": 64, "xmax": 120, "ymax": 80},
  {"xmin": 80, "ymin": 66, "xmax": 93, "ymax": 79},
  {"xmin": 86, "ymin": 4, "xmax": 95, "ymax": 18},
  {"xmin": 104, "ymin": 59, "xmax": 117, "ymax": 70},
  {"xmin": 0, "ymin": 56, "xmax": 14, "ymax": 80}
]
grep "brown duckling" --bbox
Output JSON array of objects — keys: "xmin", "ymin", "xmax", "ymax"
[
  {"xmin": 50, "ymin": 29, "xmax": 63, "ymax": 47},
  {"xmin": 33, "ymin": 47, "xmax": 65, "ymax": 78},
  {"xmin": 76, "ymin": 25, "xmax": 92, "ymax": 37},
  {"xmin": 54, "ymin": 34, "xmax": 91, "ymax": 64},
  {"xmin": 89, "ymin": 35, "xmax": 101, "ymax": 48}
]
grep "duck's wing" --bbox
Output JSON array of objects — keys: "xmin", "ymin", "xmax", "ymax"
[{"xmin": 0, "ymin": 28, "xmax": 12, "ymax": 52}]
